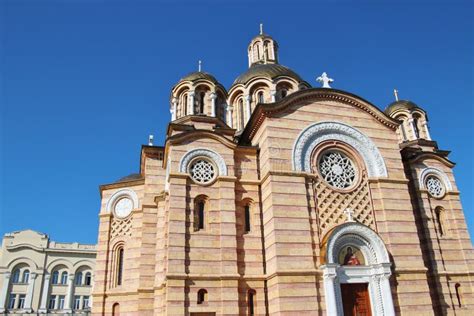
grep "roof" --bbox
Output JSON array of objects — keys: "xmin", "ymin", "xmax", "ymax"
[
  {"xmin": 179, "ymin": 71, "xmax": 218, "ymax": 84},
  {"xmin": 232, "ymin": 63, "xmax": 304, "ymax": 86},
  {"xmin": 384, "ymin": 100, "xmax": 423, "ymax": 116},
  {"xmin": 116, "ymin": 173, "xmax": 142, "ymax": 183}
]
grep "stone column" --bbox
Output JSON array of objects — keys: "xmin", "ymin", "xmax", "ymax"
[
  {"xmin": 63, "ymin": 273, "xmax": 74, "ymax": 313},
  {"xmin": 227, "ymin": 105, "xmax": 233, "ymax": 128},
  {"xmin": 422, "ymin": 121, "xmax": 431, "ymax": 140},
  {"xmin": 210, "ymin": 92, "xmax": 217, "ymax": 117},
  {"xmin": 171, "ymin": 97, "xmax": 178, "ymax": 121},
  {"xmin": 322, "ymin": 264, "xmax": 340, "ymax": 316},
  {"xmin": 408, "ymin": 118, "xmax": 417, "ymax": 140},
  {"xmin": 380, "ymin": 272, "xmax": 396, "ymax": 316},
  {"xmin": 189, "ymin": 91, "xmax": 195, "ymax": 115},
  {"xmin": 271, "ymin": 90, "xmax": 277, "ymax": 102},
  {"xmin": 38, "ymin": 272, "xmax": 50, "ymax": 313},
  {"xmin": 0, "ymin": 272, "xmax": 11, "ymax": 313},
  {"xmin": 23, "ymin": 272, "xmax": 37, "ymax": 312},
  {"xmin": 245, "ymin": 95, "xmax": 251, "ymax": 123}
]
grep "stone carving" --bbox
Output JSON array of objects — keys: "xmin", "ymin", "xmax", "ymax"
[
  {"xmin": 111, "ymin": 216, "xmax": 132, "ymax": 238},
  {"xmin": 190, "ymin": 159, "xmax": 216, "ymax": 184},
  {"xmin": 426, "ymin": 176, "xmax": 445, "ymax": 198},
  {"xmin": 319, "ymin": 151, "xmax": 357, "ymax": 189},
  {"xmin": 106, "ymin": 189, "xmax": 139, "ymax": 216},
  {"xmin": 292, "ymin": 121, "xmax": 388, "ymax": 178},
  {"xmin": 419, "ymin": 167, "xmax": 452, "ymax": 192},
  {"xmin": 179, "ymin": 148, "xmax": 227, "ymax": 176},
  {"xmin": 114, "ymin": 197, "xmax": 133, "ymax": 218}
]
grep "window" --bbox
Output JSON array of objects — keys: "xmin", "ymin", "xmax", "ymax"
[
  {"xmin": 257, "ymin": 91, "xmax": 264, "ymax": 104},
  {"xmin": 194, "ymin": 197, "xmax": 207, "ymax": 231},
  {"xmin": 18, "ymin": 294, "xmax": 25, "ymax": 309},
  {"xmin": 83, "ymin": 296, "xmax": 90, "ymax": 309},
  {"xmin": 58, "ymin": 295, "xmax": 65, "ymax": 309},
  {"xmin": 8, "ymin": 294, "xmax": 16, "ymax": 310},
  {"xmin": 244, "ymin": 204, "xmax": 251, "ymax": 233},
  {"xmin": 112, "ymin": 303, "xmax": 120, "ymax": 316},
  {"xmin": 238, "ymin": 98, "xmax": 244, "ymax": 129},
  {"xmin": 75, "ymin": 272, "xmax": 83, "ymax": 285},
  {"xmin": 199, "ymin": 92, "xmax": 205, "ymax": 114},
  {"xmin": 52, "ymin": 271, "xmax": 59, "ymax": 284},
  {"xmin": 197, "ymin": 289, "xmax": 207, "ymax": 304},
  {"xmin": 61, "ymin": 271, "xmax": 68, "ymax": 285},
  {"xmin": 248, "ymin": 290, "xmax": 256, "ymax": 315},
  {"xmin": 22, "ymin": 270, "xmax": 30, "ymax": 284},
  {"xmin": 318, "ymin": 150, "xmax": 357, "ymax": 189},
  {"xmin": 435, "ymin": 207, "xmax": 447, "ymax": 237},
  {"xmin": 280, "ymin": 89, "xmax": 287, "ymax": 98},
  {"xmin": 426, "ymin": 175, "xmax": 445, "ymax": 198},
  {"xmin": 413, "ymin": 117, "xmax": 420, "ymax": 138},
  {"xmin": 190, "ymin": 159, "xmax": 216, "ymax": 184},
  {"xmin": 455, "ymin": 283, "xmax": 463, "ymax": 308},
  {"xmin": 12, "ymin": 269, "xmax": 20, "ymax": 283},
  {"xmin": 117, "ymin": 248, "xmax": 124, "ymax": 286},
  {"xmin": 85, "ymin": 272, "xmax": 92, "ymax": 286},
  {"xmin": 48, "ymin": 295, "xmax": 57, "ymax": 310},
  {"xmin": 183, "ymin": 93, "xmax": 188, "ymax": 116},
  {"xmin": 74, "ymin": 296, "xmax": 81, "ymax": 310}
]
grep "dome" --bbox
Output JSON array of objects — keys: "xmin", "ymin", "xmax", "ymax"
[
  {"xmin": 179, "ymin": 71, "xmax": 218, "ymax": 84},
  {"xmin": 232, "ymin": 63, "xmax": 304, "ymax": 86},
  {"xmin": 384, "ymin": 100, "xmax": 422, "ymax": 116}
]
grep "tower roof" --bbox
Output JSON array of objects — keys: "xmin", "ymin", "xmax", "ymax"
[
  {"xmin": 385, "ymin": 100, "xmax": 423, "ymax": 116},
  {"xmin": 179, "ymin": 71, "xmax": 219, "ymax": 84},
  {"xmin": 232, "ymin": 63, "xmax": 304, "ymax": 86}
]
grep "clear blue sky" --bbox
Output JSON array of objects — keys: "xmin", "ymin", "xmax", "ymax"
[{"xmin": 1, "ymin": 1, "xmax": 473, "ymax": 244}]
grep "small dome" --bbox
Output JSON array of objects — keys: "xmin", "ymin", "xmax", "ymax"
[
  {"xmin": 232, "ymin": 64, "xmax": 304, "ymax": 86},
  {"xmin": 385, "ymin": 100, "xmax": 421, "ymax": 116},
  {"xmin": 179, "ymin": 71, "xmax": 218, "ymax": 84}
]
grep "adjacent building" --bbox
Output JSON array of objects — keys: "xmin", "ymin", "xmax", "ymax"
[{"xmin": 0, "ymin": 230, "xmax": 96, "ymax": 314}]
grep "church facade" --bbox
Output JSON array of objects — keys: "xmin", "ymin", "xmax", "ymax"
[{"xmin": 91, "ymin": 30, "xmax": 473, "ymax": 315}]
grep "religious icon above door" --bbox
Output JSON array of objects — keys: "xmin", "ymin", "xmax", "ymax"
[{"xmin": 338, "ymin": 246, "xmax": 365, "ymax": 266}]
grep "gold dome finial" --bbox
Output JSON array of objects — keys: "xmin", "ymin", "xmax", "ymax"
[{"xmin": 260, "ymin": 23, "xmax": 263, "ymax": 35}]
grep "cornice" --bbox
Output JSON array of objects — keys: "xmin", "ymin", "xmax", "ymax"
[
  {"xmin": 99, "ymin": 178, "xmax": 145, "ymax": 194},
  {"xmin": 166, "ymin": 129, "xmax": 237, "ymax": 150}
]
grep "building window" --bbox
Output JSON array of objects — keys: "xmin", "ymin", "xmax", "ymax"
[
  {"xmin": 426, "ymin": 175, "xmax": 445, "ymax": 198},
  {"xmin": 74, "ymin": 296, "xmax": 81, "ymax": 310},
  {"xmin": 435, "ymin": 207, "xmax": 447, "ymax": 237},
  {"xmin": 12, "ymin": 269, "xmax": 20, "ymax": 284},
  {"xmin": 190, "ymin": 159, "xmax": 216, "ymax": 184},
  {"xmin": 413, "ymin": 116, "xmax": 420, "ymax": 138},
  {"xmin": 8, "ymin": 294, "xmax": 16, "ymax": 310},
  {"xmin": 455, "ymin": 283, "xmax": 463, "ymax": 308},
  {"xmin": 58, "ymin": 295, "xmax": 65, "ymax": 309},
  {"xmin": 117, "ymin": 248, "xmax": 124, "ymax": 286},
  {"xmin": 48, "ymin": 295, "xmax": 57, "ymax": 310},
  {"xmin": 194, "ymin": 197, "xmax": 208, "ymax": 231},
  {"xmin": 112, "ymin": 303, "xmax": 120, "ymax": 316},
  {"xmin": 318, "ymin": 150, "xmax": 357, "ymax": 189},
  {"xmin": 18, "ymin": 294, "xmax": 25, "ymax": 309},
  {"xmin": 60, "ymin": 271, "xmax": 68, "ymax": 285},
  {"xmin": 244, "ymin": 204, "xmax": 251, "ymax": 233},
  {"xmin": 22, "ymin": 270, "xmax": 29, "ymax": 284},
  {"xmin": 281, "ymin": 89, "xmax": 287, "ymax": 98},
  {"xmin": 75, "ymin": 272, "xmax": 83, "ymax": 285},
  {"xmin": 257, "ymin": 91, "xmax": 264, "ymax": 104},
  {"xmin": 199, "ymin": 92, "xmax": 205, "ymax": 114},
  {"xmin": 83, "ymin": 296, "xmax": 90, "ymax": 309},
  {"xmin": 85, "ymin": 272, "xmax": 92, "ymax": 286},
  {"xmin": 238, "ymin": 98, "xmax": 244, "ymax": 130},
  {"xmin": 52, "ymin": 271, "xmax": 59, "ymax": 284},
  {"xmin": 197, "ymin": 289, "xmax": 208, "ymax": 304},
  {"xmin": 248, "ymin": 290, "xmax": 256, "ymax": 315}
]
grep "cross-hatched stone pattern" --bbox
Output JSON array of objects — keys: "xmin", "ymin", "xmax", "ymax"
[
  {"xmin": 426, "ymin": 176, "xmax": 444, "ymax": 198},
  {"xmin": 314, "ymin": 172, "xmax": 375, "ymax": 237},
  {"xmin": 111, "ymin": 216, "xmax": 132, "ymax": 238}
]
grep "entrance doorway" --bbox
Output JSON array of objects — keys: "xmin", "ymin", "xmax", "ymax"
[{"xmin": 341, "ymin": 283, "xmax": 372, "ymax": 316}]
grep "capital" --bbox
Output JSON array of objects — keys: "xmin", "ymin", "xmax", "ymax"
[
  {"xmin": 210, "ymin": 92, "xmax": 217, "ymax": 99},
  {"xmin": 171, "ymin": 97, "xmax": 178, "ymax": 104},
  {"xmin": 189, "ymin": 91, "xmax": 196, "ymax": 97},
  {"xmin": 245, "ymin": 95, "xmax": 251, "ymax": 101},
  {"xmin": 270, "ymin": 90, "xmax": 277, "ymax": 96}
]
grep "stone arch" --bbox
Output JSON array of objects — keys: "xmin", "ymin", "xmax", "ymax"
[
  {"xmin": 179, "ymin": 148, "xmax": 227, "ymax": 176},
  {"xmin": 105, "ymin": 189, "xmax": 139, "ymax": 214},
  {"xmin": 6, "ymin": 257, "xmax": 38, "ymax": 272},
  {"xmin": 46, "ymin": 259, "xmax": 74, "ymax": 273},
  {"xmin": 419, "ymin": 167, "xmax": 452, "ymax": 191},
  {"xmin": 72, "ymin": 260, "xmax": 95, "ymax": 273},
  {"xmin": 292, "ymin": 121, "xmax": 388, "ymax": 177}
]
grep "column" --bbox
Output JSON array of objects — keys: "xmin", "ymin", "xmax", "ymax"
[
  {"xmin": 63, "ymin": 273, "xmax": 74, "ymax": 313},
  {"xmin": 171, "ymin": 97, "xmax": 178, "ymax": 121},
  {"xmin": 189, "ymin": 91, "xmax": 195, "ymax": 115},
  {"xmin": 271, "ymin": 90, "xmax": 277, "ymax": 102},
  {"xmin": 227, "ymin": 105, "xmax": 233, "ymax": 128},
  {"xmin": 408, "ymin": 118, "xmax": 417, "ymax": 140},
  {"xmin": 23, "ymin": 272, "xmax": 37, "ymax": 312},
  {"xmin": 38, "ymin": 273, "xmax": 50, "ymax": 313},
  {"xmin": 0, "ymin": 272, "xmax": 11, "ymax": 313},
  {"xmin": 422, "ymin": 121, "xmax": 431, "ymax": 140},
  {"xmin": 322, "ymin": 264, "xmax": 340, "ymax": 316},
  {"xmin": 245, "ymin": 95, "xmax": 251, "ymax": 123},
  {"xmin": 210, "ymin": 92, "xmax": 217, "ymax": 117},
  {"xmin": 380, "ymin": 273, "xmax": 395, "ymax": 316}
]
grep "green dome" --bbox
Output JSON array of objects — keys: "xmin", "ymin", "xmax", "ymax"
[
  {"xmin": 385, "ymin": 100, "xmax": 421, "ymax": 116},
  {"xmin": 232, "ymin": 64, "xmax": 304, "ymax": 86}
]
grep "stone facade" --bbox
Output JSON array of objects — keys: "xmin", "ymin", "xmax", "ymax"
[
  {"xmin": 0, "ymin": 230, "xmax": 96, "ymax": 315},
  {"xmin": 92, "ymin": 30, "xmax": 474, "ymax": 315}
]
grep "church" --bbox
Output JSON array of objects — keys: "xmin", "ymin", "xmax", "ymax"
[{"xmin": 91, "ymin": 28, "xmax": 473, "ymax": 315}]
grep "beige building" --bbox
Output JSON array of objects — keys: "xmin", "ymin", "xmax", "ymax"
[
  {"xmin": 91, "ymin": 29, "xmax": 474, "ymax": 315},
  {"xmin": 0, "ymin": 230, "xmax": 96, "ymax": 315}
]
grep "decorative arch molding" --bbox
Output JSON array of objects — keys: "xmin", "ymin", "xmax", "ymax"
[
  {"xmin": 106, "ymin": 189, "xmax": 140, "ymax": 214},
  {"xmin": 46, "ymin": 259, "xmax": 74, "ymax": 273},
  {"xmin": 292, "ymin": 121, "xmax": 388, "ymax": 177},
  {"xmin": 72, "ymin": 260, "xmax": 95, "ymax": 273},
  {"xmin": 321, "ymin": 222, "xmax": 395, "ymax": 316},
  {"xmin": 6, "ymin": 257, "xmax": 39, "ymax": 272},
  {"xmin": 179, "ymin": 148, "xmax": 228, "ymax": 176},
  {"xmin": 419, "ymin": 167, "xmax": 452, "ymax": 191}
]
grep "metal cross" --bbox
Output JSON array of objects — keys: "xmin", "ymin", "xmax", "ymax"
[
  {"xmin": 344, "ymin": 208, "xmax": 355, "ymax": 222},
  {"xmin": 316, "ymin": 72, "xmax": 334, "ymax": 88},
  {"xmin": 260, "ymin": 23, "xmax": 264, "ymax": 35},
  {"xmin": 198, "ymin": 60, "xmax": 202, "ymax": 72},
  {"xmin": 393, "ymin": 89, "xmax": 399, "ymax": 101}
]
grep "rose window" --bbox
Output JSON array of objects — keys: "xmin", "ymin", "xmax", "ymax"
[
  {"xmin": 318, "ymin": 151, "xmax": 357, "ymax": 189},
  {"xmin": 190, "ymin": 159, "xmax": 216, "ymax": 184},
  {"xmin": 426, "ymin": 175, "xmax": 444, "ymax": 198}
]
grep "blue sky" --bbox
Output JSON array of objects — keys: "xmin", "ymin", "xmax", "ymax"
[{"xmin": 1, "ymin": 1, "xmax": 473, "ymax": 244}]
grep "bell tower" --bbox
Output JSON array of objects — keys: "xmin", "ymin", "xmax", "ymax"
[{"xmin": 247, "ymin": 24, "xmax": 279, "ymax": 67}]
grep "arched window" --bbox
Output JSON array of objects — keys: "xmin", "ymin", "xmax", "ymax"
[
  {"xmin": 52, "ymin": 271, "xmax": 59, "ymax": 284},
  {"xmin": 248, "ymin": 289, "xmax": 256, "ymax": 315},
  {"xmin": 115, "ymin": 247, "xmax": 124, "ymax": 286},
  {"xmin": 238, "ymin": 98, "xmax": 244, "ymax": 130},
  {"xmin": 85, "ymin": 272, "xmax": 92, "ymax": 286},
  {"xmin": 435, "ymin": 207, "xmax": 447, "ymax": 237},
  {"xmin": 22, "ymin": 270, "xmax": 30, "ymax": 284},
  {"xmin": 199, "ymin": 92, "xmax": 205, "ymax": 114},
  {"xmin": 257, "ymin": 91, "xmax": 264, "ymax": 104},
  {"xmin": 61, "ymin": 271, "xmax": 68, "ymax": 285},
  {"xmin": 12, "ymin": 269, "xmax": 20, "ymax": 283},
  {"xmin": 194, "ymin": 197, "xmax": 207, "ymax": 231},
  {"xmin": 455, "ymin": 283, "xmax": 463, "ymax": 308},
  {"xmin": 74, "ymin": 272, "xmax": 83, "ymax": 285},
  {"xmin": 244, "ymin": 204, "xmax": 251, "ymax": 233},
  {"xmin": 197, "ymin": 289, "xmax": 208, "ymax": 304},
  {"xmin": 413, "ymin": 116, "xmax": 420, "ymax": 138},
  {"xmin": 183, "ymin": 93, "xmax": 188, "ymax": 116},
  {"xmin": 112, "ymin": 302, "xmax": 120, "ymax": 316},
  {"xmin": 281, "ymin": 89, "xmax": 287, "ymax": 98}
]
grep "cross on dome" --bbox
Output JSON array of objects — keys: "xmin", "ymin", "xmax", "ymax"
[
  {"xmin": 198, "ymin": 60, "xmax": 202, "ymax": 72},
  {"xmin": 260, "ymin": 23, "xmax": 264, "ymax": 35},
  {"xmin": 344, "ymin": 208, "xmax": 355, "ymax": 222},
  {"xmin": 393, "ymin": 89, "xmax": 399, "ymax": 101},
  {"xmin": 317, "ymin": 72, "xmax": 334, "ymax": 88}
]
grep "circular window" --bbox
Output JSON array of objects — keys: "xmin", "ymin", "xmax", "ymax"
[
  {"xmin": 426, "ymin": 175, "xmax": 445, "ymax": 198},
  {"xmin": 189, "ymin": 158, "xmax": 216, "ymax": 184},
  {"xmin": 114, "ymin": 197, "xmax": 133, "ymax": 218},
  {"xmin": 318, "ymin": 150, "xmax": 357, "ymax": 189}
]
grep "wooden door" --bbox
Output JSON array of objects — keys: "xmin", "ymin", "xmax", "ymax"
[{"xmin": 341, "ymin": 283, "xmax": 372, "ymax": 316}]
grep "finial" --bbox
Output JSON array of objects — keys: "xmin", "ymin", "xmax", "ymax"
[
  {"xmin": 344, "ymin": 208, "xmax": 355, "ymax": 222},
  {"xmin": 393, "ymin": 89, "xmax": 399, "ymax": 101},
  {"xmin": 148, "ymin": 135, "xmax": 154, "ymax": 146},
  {"xmin": 260, "ymin": 23, "xmax": 263, "ymax": 35},
  {"xmin": 316, "ymin": 72, "xmax": 334, "ymax": 88},
  {"xmin": 198, "ymin": 60, "xmax": 202, "ymax": 72}
]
